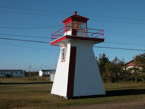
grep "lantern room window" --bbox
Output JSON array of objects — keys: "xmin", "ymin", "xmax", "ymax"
[
  {"xmin": 72, "ymin": 21, "xmax": 86, "ymax": 30},
  {"xmin": 66, "ymin": 21, "xmax": 87, "ymax": 31},
  {"xmin": 66, "ymin": 22, "xmax": 72, "ymax": 31}
]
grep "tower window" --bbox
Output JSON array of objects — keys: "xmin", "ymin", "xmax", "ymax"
[{"xmin": 61, "ymin": 46, "xmax": 67, "ymax": 62}]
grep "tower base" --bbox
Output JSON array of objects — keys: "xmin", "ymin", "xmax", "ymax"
[{"xmin": 51, "ymin": 38, "xmax": 105, "ymax": 98}]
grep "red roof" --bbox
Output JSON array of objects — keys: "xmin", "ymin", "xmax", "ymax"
[
  {"xmin": 126, "ymin": 59, "xmax": 135, "ymax": 66},
  {"xmin": 62, "ymin": 11, "xmax": 89, "ymax": 23}
]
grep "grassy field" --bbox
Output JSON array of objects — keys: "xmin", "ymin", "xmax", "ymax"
[{"xmin": 0, "ymin": 77, "xmax": 145, "ymax": 109}]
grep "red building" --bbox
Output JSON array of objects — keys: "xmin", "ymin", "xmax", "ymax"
[{"xmin": 125, "ymin": 59, "xmax": 135, "ymax": 70}]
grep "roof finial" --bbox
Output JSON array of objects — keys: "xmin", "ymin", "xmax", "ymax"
[{"xmin": 74, "ymin": 11, "xmax": 77, "ymax": 15}]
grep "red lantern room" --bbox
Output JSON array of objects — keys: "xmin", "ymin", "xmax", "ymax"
[{"xmin": 62, "ymin": 11, "xmax": 89, "ymax": 36}]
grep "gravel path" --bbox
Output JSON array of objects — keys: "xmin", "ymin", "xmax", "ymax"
[{"xmin": 61, "ymin": 97, "xmax": 145, "ymax": 109}]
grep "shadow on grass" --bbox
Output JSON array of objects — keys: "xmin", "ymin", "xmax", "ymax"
[
  {"xmin": 0, "ymin": 82, "xmax": 53, "ymax": 85},
  {"xmin": 106, "ymin": 89, "xmax": 145, "ymax": 97},
  {"xmin": 71, "ymin": 89, "xmax": 145, "ymax": 99}
]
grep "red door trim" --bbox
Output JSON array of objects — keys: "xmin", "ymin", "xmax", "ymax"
[{"xmin": 67, "ymin": 46, "xmax": 77, "ymax": 98}]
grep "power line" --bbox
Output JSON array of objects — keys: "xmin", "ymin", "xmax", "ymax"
[
  {"xmin": 94, "ymin": 46, "xmax": 145, "ymax": 51},
  {"xmin": 0, "ymin": 37, "xmax": 145, "ymax": 51},
  {"xmin": 91, "ymin": 19, "xmax": 145, "ymax": 25},
  {"xmin": 0, "ymin": 19, "xmax": 144, "ymax": 37},
  {"xmin": 1, "ymin": 25, "xmax": 145, "ymax": 38},
  {"xmin": 1, "ymin": 10, "xmax": 145, "ymax": 25},
  {"xmin": 104, "ymin": 31, "xmax": 145, "ymax": 39},
  {"xmin": 105, "ymin": 41, "xmax": 145, "ymax": 46},
  {"xmin": 106, "ymin": 33, "xmax": 145, "ymax": 38},
  {"xmin": 0, "ymin": 25, "xmax": 62, "ymax": 29},
  {"xmin": 0, "ymin": 33, "xmax": 50, "ymax": 39},
  {"xmin": 1, "ymin": 35, "xmax": 145, "ymax": 47},
  {"xmin": 0, "ymin": 42, "xmax": 58, "ymax": 50},
  {"xmin": 0, "ymin": 10, "xmax": 65, "ymax": 18},
  {"xmin": 0, "ymin": 20, "xmax": 62, "ymax": 27},
  {"xmin": 1, "ymin": 5, "xmax": 145, "ymax": 22},
  {"xmin": 83, "ymin": 13, "xmax": 145, "ymax": 22},
  {"xmin": 0, "ymin": 37, "xmax": 49, "ymax": 43},
  {"xmin": 1, "ymin": 33, "xmax": 145, "ymax": 47},
  {"xmin": 0, "ymin": 5, "xmax": 71, "ymax": 15}
]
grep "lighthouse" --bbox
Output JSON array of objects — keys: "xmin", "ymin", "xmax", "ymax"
[{"xmin": 50, "ymin": 11, "xmax": 105, "ymax": 99}]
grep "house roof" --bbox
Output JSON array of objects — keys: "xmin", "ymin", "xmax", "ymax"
[
  {"xmin": 125, "ymin": 59, "xmax": 135, "ymax": 66},
  {"xmin": 40, "ymin": 69, "xmax": 55, "ymax": 72}
]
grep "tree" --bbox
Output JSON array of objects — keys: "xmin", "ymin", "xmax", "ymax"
[
  {"xmin": 96, "ymin": 53, "xmax": 110, "ymax": 83},
  {"xmin": 128, "ymin": 63, "xmax": 140, "ymax": 83},
  {"xmin": 97, "ymin": 53, "xmax": 110, "ymax": 75},
  {"xmin": 132, "ymin": 53, "xmax": 145, "ymax": 82},
  {"xmin": 112, "ymin": 57, "xmax": 125, "ymax": 81},
  {"xmin": 122, "ymin": 70, "xmax": 132, "ymax": 82},
  {"xmin": 102, "ymin": 57, "xmax": 125, "ymax": 83}
]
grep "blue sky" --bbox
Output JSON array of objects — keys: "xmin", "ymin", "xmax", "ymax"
[{"xmin": 0, "ymin": 0, "xmax": 145, "ymax": 71}]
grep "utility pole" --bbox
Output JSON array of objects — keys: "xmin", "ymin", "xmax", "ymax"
[{"xmin": 29, "ymin": 64, "xmax": 31, "ymax": 77}]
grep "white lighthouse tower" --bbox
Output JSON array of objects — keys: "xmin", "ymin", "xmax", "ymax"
[{"xmin": 50, "ymin": 11, "xmax": 105, "ymax": 98}]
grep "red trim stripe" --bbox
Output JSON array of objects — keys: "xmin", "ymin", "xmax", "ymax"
[
  {"xmin": 67, "ymin": 46, "xmax": 77, "ymax": 98},
  {"xmin": 66, "ymin": 36, "xmax": 104, "ymax": 42},
  {"xmin": 50, "ymin": 36, "xmax": 66, "ymax": 46},
  {"xmin": 50, "ymin": 35, "xmax": 104, "ymax": 46}
]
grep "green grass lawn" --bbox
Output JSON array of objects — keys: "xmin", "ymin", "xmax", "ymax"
[
  {"xmin": 0, "ymin": 76, "xmax": 50, "ymax": 83},
  {"xmin": 0, "ymin": 77, "xmax": 145, "ymax": 109}
]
